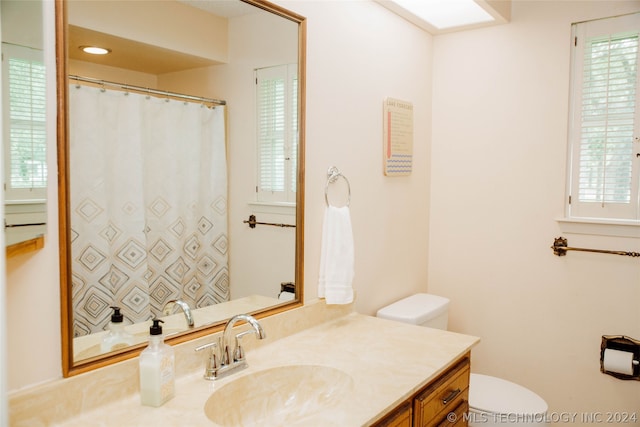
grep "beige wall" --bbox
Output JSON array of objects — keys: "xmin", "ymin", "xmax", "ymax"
[
  {"xmin": 5, "ymin": 0, "xmax": 433, "ymax": 392},
  {"xmin": 429, "ymin": 0, "xmax": 640, "ymax": 417},
  {"xmin": 291, "ymin": 0, "xmax": 433, "ymax": 312}
]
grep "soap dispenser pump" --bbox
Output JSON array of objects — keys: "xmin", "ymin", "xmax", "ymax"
[
  {"xmin": 139, "ymin": 319, "xmax": 175, "ymax": 407},
  {"xmin": 100, "ymin": 306, "xmax": 134, "ymax": 353}
]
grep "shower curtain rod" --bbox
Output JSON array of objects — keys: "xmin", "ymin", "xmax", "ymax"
[{"xmin": 69, "ymin": 75, "xmax": 226, "ymax": 106}]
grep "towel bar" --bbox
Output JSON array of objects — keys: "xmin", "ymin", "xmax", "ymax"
[
  {"xmin": 551, "ymin": 237, "xmax": 640, "ymax": 257},
  {"xmin": 243, "ymin": 215, "xmax": 295, "ymax": 229}
]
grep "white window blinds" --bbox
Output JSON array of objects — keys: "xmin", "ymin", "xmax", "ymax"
[
  {"xmin": 567, "ymin": 13, "xmax": 640, "ymax": 221},
  {"xmin": 256, "ymin": 64, "xmax": 297, "ymax": 203},
  {"xmin": 2, "ymin": 42, "xmax": 47, "ymax": 201}
]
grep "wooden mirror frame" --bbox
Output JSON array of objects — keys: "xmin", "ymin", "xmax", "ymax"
[{"xmin": 56, "ymin": 0, "xmax": 306, "ymax": 377}]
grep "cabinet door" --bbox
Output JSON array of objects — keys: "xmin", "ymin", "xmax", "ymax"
[
  {"xmin": 413, "ymin": 357, "xmax": 470, "ymax": 427},
  {"xmin": 373, "ymin": 401, "xmax": 412, "ymax": 427}
]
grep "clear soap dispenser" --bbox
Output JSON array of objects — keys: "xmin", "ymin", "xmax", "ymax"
[
  {"xmin": 139, "ymin": 319, "xmax": 175, "ymax": 407},
  {"xmin": 100, "ymin": 306, "xmax": 134, "ymax": 353}
]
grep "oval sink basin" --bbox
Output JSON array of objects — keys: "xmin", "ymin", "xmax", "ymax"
[{"xmin": 204, "ymin": 365, "xmax": 354, "ymax": 426}]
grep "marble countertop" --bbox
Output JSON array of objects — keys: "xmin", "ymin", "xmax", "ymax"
[{"xmin": 55, "ymin": 312, "xmax": 479, "ymax": 427}]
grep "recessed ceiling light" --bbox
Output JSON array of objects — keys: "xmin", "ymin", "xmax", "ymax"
[{"xmin": 80, "ymin": 46, "xmax": 111, "ymax": 55}]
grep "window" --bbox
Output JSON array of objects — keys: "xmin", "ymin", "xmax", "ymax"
[
  {"xmin": 2, "ymin": 42, "xmax": 47, "ymax": 202},
  {"xmin": 566, "ymin": 13, "xmax": 640, "ymax": 222},
  {"xmin": 255, "ymin": 64, "xmax": 298, "ymax": 204}
]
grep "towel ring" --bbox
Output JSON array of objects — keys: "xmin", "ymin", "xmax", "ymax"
[{"xmin": 325, "ymin": 166, "xmax": 351, "ymax": 207}]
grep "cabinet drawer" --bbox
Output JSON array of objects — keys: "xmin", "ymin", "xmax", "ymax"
[
  {"xmin": 436, "ymin": 400, "xmax": 469, "ymax": 427},
  {"xmin": 413, "ymin": 357, "xmax": 470, "ymax": 427}
]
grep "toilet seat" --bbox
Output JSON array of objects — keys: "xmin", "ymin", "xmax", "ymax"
[{"xmin": 469, "ymin": 374, "xmax": 548, "ymax": 415}]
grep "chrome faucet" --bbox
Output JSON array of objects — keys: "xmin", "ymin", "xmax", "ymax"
[
  {"xmin": 162, "ymin": 299, "xmax": 194, "ymax": 327},
  {"xmin": 195, "ymin": 313, "xmax": 266, "ymax": 380}
]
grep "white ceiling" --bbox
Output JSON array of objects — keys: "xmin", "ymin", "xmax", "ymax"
[{"xmin": 177, "ymin": 0, "xmax": 257, "ymax": 18}]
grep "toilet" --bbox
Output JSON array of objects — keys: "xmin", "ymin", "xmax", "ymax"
[{"xmin": 376, "ymin": 293, "xmax": 549, "ymax": 427}]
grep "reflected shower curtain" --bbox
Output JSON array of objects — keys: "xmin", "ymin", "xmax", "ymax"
[{"xmin": 69, "ymin": 85, "xmax": 228, "ymax": 336}]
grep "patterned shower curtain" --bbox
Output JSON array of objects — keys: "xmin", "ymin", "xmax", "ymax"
[{"xmin": 69, "ymin": 84, "xmax": 229, "ymax": 336}]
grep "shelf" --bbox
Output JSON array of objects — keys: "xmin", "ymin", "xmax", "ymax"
[{"xmin": 7, "ymin": 235, "xmax": 45, "ymax": 258}]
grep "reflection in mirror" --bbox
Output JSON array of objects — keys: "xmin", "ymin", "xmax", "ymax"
[
  {"xmin": 2, "ymin": 0, "xmax": 48, "ymax": 250},
  {"xmin": 58, "ymin": 0, "xmax": 306, "ymax": 375}
]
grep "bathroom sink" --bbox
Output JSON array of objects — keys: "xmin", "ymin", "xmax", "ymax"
[{"xmin": 204, "ymin": 365, "xmax": 354, "ymax": 426}]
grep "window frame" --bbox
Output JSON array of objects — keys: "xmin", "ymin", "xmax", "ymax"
[{"xmin": 565, "ymin": 13, "xmax": 640, "ymax": 224}]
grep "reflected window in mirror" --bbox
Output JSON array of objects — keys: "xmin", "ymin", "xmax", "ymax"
[
  {"xmin": 2, "ymin": 43, "xmax": 48, "ymax": 198},
  {"xmin": 256, "ymin": 63, "xmax": 298, "ymax": 205},
  {"xmin": 2, "ymin": 0, "xmax": 48, "ymax": 249}
]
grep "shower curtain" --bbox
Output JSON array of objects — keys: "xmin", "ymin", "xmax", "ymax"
[{"xmin": 69, "ymin": 84, "xmax": 229, "ymax": 336}]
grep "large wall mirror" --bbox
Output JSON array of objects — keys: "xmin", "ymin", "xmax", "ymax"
[{"xmin": 57, "ymin": 0, "xmax": 306, "ymax": 376}]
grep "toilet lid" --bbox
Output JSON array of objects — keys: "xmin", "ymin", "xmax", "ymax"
[
  {"xmin": 376, "ymin": 293, "xmax": 449, "ymax": 325},
  {"xmin": 469, "ymin": 374, "xmax": 548, "ymax": 415}
]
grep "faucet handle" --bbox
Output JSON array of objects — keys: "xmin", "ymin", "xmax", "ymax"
[
  {"xmin": 195, "ymin": 341, "xmax": 219, "ymax": 380},
  {"xmin": 195, "ymin": 340, "xmax": 218, "ymax": 353},
  {"xmin": 233, "ymin": 330, "xmax": 254, "ymax": 362}
]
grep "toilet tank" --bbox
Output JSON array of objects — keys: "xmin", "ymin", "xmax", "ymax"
[{"xmin": 376, "ymin": 293, "xmax": 450, "ymax": 330}]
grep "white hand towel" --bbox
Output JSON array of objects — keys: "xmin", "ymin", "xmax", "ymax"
[{"xmin": 318, "ymin": 205, "xmax": 354, "ymax": 304}]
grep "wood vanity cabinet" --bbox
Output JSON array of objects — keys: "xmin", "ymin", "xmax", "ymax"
[
  {"xmin": 374, "ymin": 401, "xmax": 413, "ymax": 427},
  {"xmin": 414, "ymin": 355, "xmax": 470, "ymax": 426},
  {"xmin": 373, "ymin": 353, "xmax": 471, "ymax": 427}
]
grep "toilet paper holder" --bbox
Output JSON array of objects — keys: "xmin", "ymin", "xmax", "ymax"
[{"xmin": 600, "ymin": 335, "xmax": 640, "ymax": 380}]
